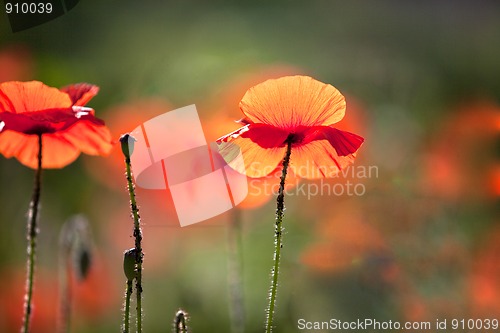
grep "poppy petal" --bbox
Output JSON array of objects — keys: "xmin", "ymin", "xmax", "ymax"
[
  {"xmin": 239, "ymin": 123, "xmax": 289, "ymax": 148},
  {"xmin": 217, "ymin": 131, "xmax": 286, "ymax": 178},
  {"xmin": 0, "ymin": 107, "xmax": 104, "ymax": 134},
  {"xmin": 0, "ymin": 130, "xmax": 80, "ymax": 169},
  {"xmin": 302, "ymin": 126, "xmax": 364, "ymax": 156},
  {"xmin": 239, "ymin": 75, "xmax": 346, "ymax": 130},
  {"xmin": 290, "ymin": 139, "xmax": 360, "ymax": 179},
  {"xmin": 58, "ymin": 122, "xmax": 113, "ymax": 156},
  {"xmin": 40, "ymin": 134, "xmax": 82, "ymax": 168},
  {"xmin": 0, "ymin": 81, "xmax": 71, "ymax": 114},
  {"xmin": 60, "ymin": 83, "xmax": 99, "ymax": 106},
  {"xmin": 323, "ymin": 127, "xmax": 364, "ymax": 156}
]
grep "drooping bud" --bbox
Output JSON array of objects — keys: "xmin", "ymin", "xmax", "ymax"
[{"xmin": 59, "ymin": 215, "xmax": 93, "ymax": 281}]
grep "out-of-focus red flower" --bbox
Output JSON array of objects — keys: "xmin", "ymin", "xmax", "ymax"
[
  {"xmin": 85, "ymin": 98, "xmax": 173, "ymax": 190},
  {"xmin": 217, "ymin": 75, "xmax": 364, "ymax": 179},
  {"xmin": 84, "ymin": 98, "xmax": 179, "ymax": 228},
  {"xmin": 301, "ymin": 209, "xmax": 391, "ymax": 276},
  {"xmin": 490, "ymin": 166, "xmax": 500, "ymax": 197},
  {"xmin": 0, "ymin": 81, "xmax": 112, "ymax": 169},
  {"xmin": 421, "ymin": 100, "xmax": 499, "ymax": 200},
  {"xmin": 70, "ymin": 257, "xmax": 120, "ymax": 320},
  {"xmin": 0, "ymin": 264, "xmax": 118, "ymax": 333},
  {"xmin": 469, "ymin": 226, "xmax": 500, "ymax": 317},
  {"xmin": 0, "ymin": 45, "xmax": 34, "ymax": 82},
  {"xmin": 103, "ymin": 203, "xmax": 175, "ymax": 270},
  {"xmin": 0, "ymin": 270, "xmax": 57, "ymax": 333}
]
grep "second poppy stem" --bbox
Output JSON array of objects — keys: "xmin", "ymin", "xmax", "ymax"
[
  {"xmin": 122, "ymin": 134, "xmax": 144, "ymax": 333},
  {"xmin": 22, "ymin": 134, "xmax": 43, "ymax": 333},
  {"xmin": 265, "ymin": 139, "xmax": 292, "ymax": 333}
]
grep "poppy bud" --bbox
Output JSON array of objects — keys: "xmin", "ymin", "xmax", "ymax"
[
  {"xmin": 59, "ymin": 215, "xmax": 93, "ymax": 281},
  {"xmin": 123, "ymin": 248, "xmax": 137, "ymax": 281},
  {"xmin": 173, "ymin": 309, "xmax": 188, "ymax": 333},
  {"xmin": 120, "ymin": 133, "xmax": 137, "ymax": 158}
]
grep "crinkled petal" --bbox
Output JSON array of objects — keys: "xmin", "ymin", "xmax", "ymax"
[
  {"xmin": 290, "ymin": 139, "xmax": 361, "ymax": 179},
  {"xmin": 301, "ymin": 126, "xmax": 364, "ymax": 156},
  {"xmin": 60, "ymin": 83, "xmax": 99, "ymax": 106},
  {"xmin": 0, "ymin": 81, "xmax": 71, "ymax": 113},
  {"xmin": 239, "ymin": 75, "xmax": 346, "ymax": 130}
]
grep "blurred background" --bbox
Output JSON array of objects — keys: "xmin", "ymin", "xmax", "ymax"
[{"xmin": 0, "ymin": 1, "xmax": 499, "ymax": 332}]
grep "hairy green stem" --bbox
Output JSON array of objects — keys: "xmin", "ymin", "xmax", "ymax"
[
  {"xmin": 124, "ymin": 152, "xmax": 143, "ymax": 333},
  {"xmin": 265, "ymin": 140, "xmax": 292, "ymax": 333},
  {"xmin": 22, "ymin": 134, "xmax": 42, "ymax": 333}
]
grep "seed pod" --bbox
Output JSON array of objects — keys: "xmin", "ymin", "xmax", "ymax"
[{"xmin": 123, "ymin": 248, "xmax": 137, "ymax": 281}]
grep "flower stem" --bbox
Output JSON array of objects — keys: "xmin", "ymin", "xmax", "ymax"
[
  {"xmin": 123, "ymin": 279, "xmax": 133, "ymax": 333},
  {"xmin": 228, "ymin": 208, "xmax": 244, "ymax": 333},
  {"xmin": 22, "ymin": 133, "xmax": 43, "ymax": 333},
  {"xmin": 122, "ymin": 135, "xmax": 143, "ymax": 333},
  {"xmin": 265, "ymin": 139, "xmax": 292, "ymax": 333}
]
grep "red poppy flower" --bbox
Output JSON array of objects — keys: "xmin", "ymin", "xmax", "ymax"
[
  {"xmin": 217, "ymin": 76, "xmax": 364, "ymax": 179},
  {"xmin": 469, "ymin": 226, "xmax": 500, "ymax": 317},
  {"xmin": 0, "ymin": 81, "xmax": 112, "ymax": 169},
  {"xmin": 301, "ymin": 208, "xmax": 389, "ymax": 275},
  {"xmin": 420, "ymin": 100, "xmax": 500, "ymax": 200}
]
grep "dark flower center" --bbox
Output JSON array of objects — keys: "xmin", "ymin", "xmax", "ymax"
[{"xmin": 285, "ymin": 132, "xmax": 305, "ymax": 145}]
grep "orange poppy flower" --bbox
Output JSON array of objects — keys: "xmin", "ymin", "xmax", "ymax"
[
  {"xmin": 0, "ymin": 81, "xmax": 112, "ymax": 169},
  {"xmin": 217, "ymin": 76, "xmax": 364, "ymax": 179}
]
